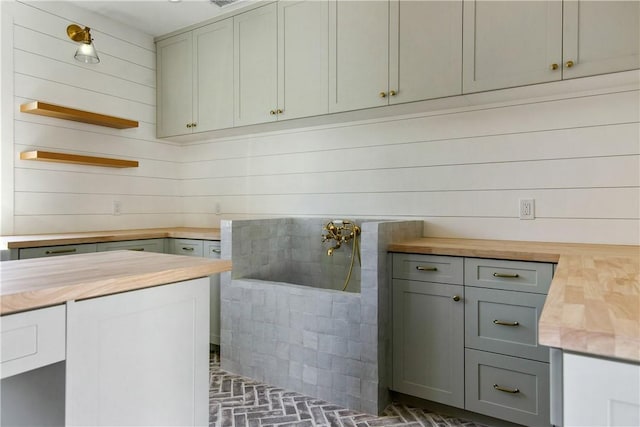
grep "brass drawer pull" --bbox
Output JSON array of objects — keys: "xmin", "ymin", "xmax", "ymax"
[
  {"xmin": 493, "ymin": 272, "xmax": 519, "ymax": 278},
  {"xmin": 45, "ymin": 248, "xmax": 77, "ymax": 254},
  {"xmin": 129, "ymin": 248, "xmax": 145, "ymax": 251},
  {"xmin": 182, "ymin": 247, "xmax": 195, "ymax": 251},
  {"xmin": 493, "ymin": 384, "xmax": 520, "ymax": 394},
  {"xmin": 493, "ymin": 319, "xmax": 520, "ymax": 327},
  {"xmin": 211, "ymin": 249, "xmax": 221, "ymax": 254},
  {"xmin": 416, "ymin": 266, "xmax": 438, "ymax": 272}
]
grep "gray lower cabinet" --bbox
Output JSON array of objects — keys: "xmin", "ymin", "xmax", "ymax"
[
  {"xmin": 169, "ymin": 238, "xmax": 204, "ymax": 257},
  {"xmin": 391, "ymin": 254, "xmax": 465, "ymax": 407},
  {"xmin": 392, "ymin": 253, "xmax": 553, "ymax": 426},
  {"xmin": 19, "ymin": 243, "xmax": 97, "ymax": 259},
  {"xmin": 96, "ymin": 238, "xmax": 166, "ymax": 253}
]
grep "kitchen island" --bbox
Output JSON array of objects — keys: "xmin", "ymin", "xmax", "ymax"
[{"xmin": 1, "ymin": 250, "xmax": 231, "ymax": 426}]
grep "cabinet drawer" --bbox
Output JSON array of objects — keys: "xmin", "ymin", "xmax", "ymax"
[
  {"xmin": 465, "ymin": 349, "xmax": 550, "ymax": 427},
  {"xmin": 464, "ymin": 258, "xmax": 552, "ymax": 294},
  {"xmin": 19, "ymin": 243, "xmax": 97, "ymax": 260},
  {"xmin": 1, "ymin": 305, "xmax": 66, "ymax": 379},
  {"xmin": 465, "ymin": 287, "xmax": 548, "ymax": 362},
  {"xmin": 169, "ymin": 239, "xmax": 204, "ymax": 257},
  {"xmin": 204, "ymin": 241, "xmax": 221, "ymax": 259},
  {"xmin": 96, "ymin": 239, "xmax": 165, "ymax": 253},
  {"xmin": 393, "ymin": 253, "xmax": 463, "ymax": 284}
]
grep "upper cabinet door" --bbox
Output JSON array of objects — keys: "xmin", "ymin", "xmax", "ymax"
[
  {"xmin": 234, "ymin": 3, "xmax": 278, "ymax": 127},
  {"xmin": 462, "ymin": 0, "xmax": 563, "ymax": 93},
  {"xmin": 157, "ymin": 32, "xmax": 193, "ymax": 138},
  {"xmin": 563, "ymin": 1, "xmax": 640, "ymax": 79},
  {"xmin": 277, "ymin": 0, "xmax": 329, "ymax": 121},
  {"xmin": 193, "ymin": 19, "xmax": 234, "ymax": 132},
  {"xmin": 329, "ymin": 0, "xmax": 389, "ymax": 113},
  {"xmin": 389, "ymin": 0, "xmax": 462, "ymax": 104}
]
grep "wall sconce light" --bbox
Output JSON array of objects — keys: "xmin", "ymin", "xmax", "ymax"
[{"xmin": 66, "ymin": 24, "xmax": 100, "ymax": 64}]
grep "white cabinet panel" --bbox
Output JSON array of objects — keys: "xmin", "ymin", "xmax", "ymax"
[
  {"xmin": 329, "ymin": 0, "xmax": 389, "ymax": 113},
  {"xmin": 157, "ymin": 32, "xmax": 193, "ymax": 137},
  {"xmin": 194, "ymin": 19, "xmax": 234, "ymax": 131},
  {"xmin": 234, "ymin": 3, "xmax": 278, "ymax": 126},
  {"xmin": 277, "ymin": 0, "xmax": 329, "ymax": 120},
  {"xmin": 463, "ymin": 0, "xmax": 563, "ymax": 93},
  {"xmin": 564, "ymin": 352, "xmax": 640, "ymax": 427},
  {"xmin": 1, "ymin": 305, "xmax": 65, "ymax": 379},
  {"xmin": 66, "ymin": 278, "xmax": 210, "ymax": 427},
  {"xmin": 389, "ymin": 0, "xmax": 462, "ymax": 104},
  {"xmin": 563, "ymin": 1, "xmax": 640, "ymax": 79}
]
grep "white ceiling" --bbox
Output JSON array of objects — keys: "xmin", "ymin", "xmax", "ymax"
[{"xmin": 71, "ymin": 0, "xmax": 255, "ymax": 37}]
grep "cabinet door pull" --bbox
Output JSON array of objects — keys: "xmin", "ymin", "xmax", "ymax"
[
  {"xmin": 276, "ymin": 109, "xmax": 283, "ymax": 114},
  {"xmin": 186, "ymin": 123, "xmax": 192, "ymax": 128},
  {"xmin": 493, "ymin": 319, "xmax": 519, "ymax": 327},
  {"xmin": 452, "ymin": 295, "xmax": 461, "ymax": 302},
  {"xmin": 416, "ymin": 266, "xmax": 438, "ymax": 272},
  {"xmin": 211, "ymin": 249, "xmax": 221, "ymax": 254},
  {"xmin": 389, "ymin": 90, "xmax": 397, "ymax": 96},
  {"xmin": 493, "ymin": 384, "xmax": 520, "ymax": 394},
  {"xmin": 565, "ymin": 60, "xmax": 574, "ymax": 68},
  {"xmin": 269, "ymin": 110, "xmax": 277, "ymax": 115},
  {"xmin": 129, "ymin": 248, "xmax": 145, "ymax": 251},
  {"xmin": 45, "ymin": 248, "xmax": 77, "ymax": 255},
  {"xmin": 493, "ymin": 272, "xmax": 519, "ymax": 278},
  {"xmin": 550, "ymin": 63, "xmax": 559, "ymax": 70},
  {"xmin": 182, "ymin": 247, "xmax": 195, "ymax": 251},
  {"xmin": 192, "ymin": 122, "xmax": 197, "ymax": 128},
  {"xmin": 379, "ymin": 91, "xmax": 387, "ymax": 98}
]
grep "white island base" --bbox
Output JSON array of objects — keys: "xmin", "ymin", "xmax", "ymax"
[{"xmin": 1, "ymin": 277, "xmax": 210, "ymax": 426}]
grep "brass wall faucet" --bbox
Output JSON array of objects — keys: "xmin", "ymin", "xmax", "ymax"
[{"xmin": 322, "ymin": 220, "xmax": 361, "ymax": 256}]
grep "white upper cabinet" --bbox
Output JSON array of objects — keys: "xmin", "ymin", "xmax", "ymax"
[
  {"xmin": 157, "ymin": 32, "xmax": 193, "ymax": 138},
  {"xmin": 389, "ymin": 0, "xmax": 462, "ymax": 104},
  {"xmin": 463, "ymin": 1, "xmax": 563, "ymax": 93},
  {"xmin": 278, "ymin": 0, "xmax": 329, "ymax": 120},
  {"xmin": 234, "ymin": 3, "xmax": 278, "ymax": 127},
  {"xmin": 193, "ymin": 19, "xmax": 234, "ymax": 132},
  {"xmin": 329, "ymin": 0, "xmax": 389, "ymax": 113},
  {"xmin": 562, "ymin": 0, "xmax": 640, "ymax": 79},
  {"xmin": 156, "ymin": 19, "xmax": 233, "ymax": 138}
]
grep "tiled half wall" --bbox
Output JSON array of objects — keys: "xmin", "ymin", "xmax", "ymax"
[{"xmin": 220, "ymin": 218, "xmax": 422, "ymax": 414}]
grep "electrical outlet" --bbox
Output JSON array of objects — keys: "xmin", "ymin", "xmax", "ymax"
[
  {"xmin": 214, "ymin": 201, "xmax": 221, "ymax": 215},
  {"xmin": 113, "ymin": 200, "xmax": 121, "ymax": 216},
  {"xmin": 519, "ymin": 199, "xmax": 535, "ymax": 220}
]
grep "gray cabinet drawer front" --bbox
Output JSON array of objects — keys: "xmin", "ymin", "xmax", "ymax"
[
  {"xmin": 96, "ymin": 239, "xmax": 165, "ymax": 253},
  {"xmin": 204, "ymin": 241, "xmax": 221, "ymax": 259},
  {"xmin": 465, "ymin": 287, "xmax": 549, "ymax": 362},
  {"xmin": 393, "ymin": 253, "xmax": 463, "ymax": 284},
  {"xmin": 465, "ymin": 349, "xmax": 550, "ymax": 427},
  {"xmin": 19, "ymin": 243, "xmax": 97, "ymax": 259},
  {"xmin": 170, "ymin": 239, "xmax": 204, "ymax": 257},
  {"xmin": 1, "ymin": 305, "xmax": 66, "ymax": 379},
  {"xmin": 465, "ymin": 258, "xmax": 552, "ymax": 294}
]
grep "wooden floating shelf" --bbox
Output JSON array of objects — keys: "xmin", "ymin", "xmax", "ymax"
[
  {"xmin": 20, "ymin": 151, "xmax": 139, "ymax": 168},
  {"xmin": 20, "ymin": 101, "xmax": 138, "ymax": 129}
]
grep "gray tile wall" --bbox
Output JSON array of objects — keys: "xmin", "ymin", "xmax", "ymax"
[{"xmin": 220, "ymin": 218, "xmax": 423, "ymax": 414}]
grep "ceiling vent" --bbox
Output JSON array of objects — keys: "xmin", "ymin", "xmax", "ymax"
[{"xmin": 210, "ymin": 0, "xmax": 239, "ymax": 7}]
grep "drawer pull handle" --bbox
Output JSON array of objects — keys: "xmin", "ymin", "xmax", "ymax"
[
  {"xmin": 129, "ymin": 248, "xmax": 145, "ymax": 251},
  {"xmin": 493, "ymin": 319, "xmax": 520, "ymax": 327},
  {"xmin": 416, "ymin": 266, "xmax": 438, "ymax": 272},
  {"xmin": 493, "ymin": 384, "xmax": 520, "ymax": 394},
  {"xmin": 211, "ymin": 249, "xmax": 221, "ymax": 254},
  {"xmin": 45, "ymin": 248, "xmax": 77, "ymax": 254},
  {"xmin": 182, "ymin": 247, "xmax": 195, "ymax": 251},
  {"xmin": 493, "ymin": 272, "xmax": 519, "ymax": 278}
]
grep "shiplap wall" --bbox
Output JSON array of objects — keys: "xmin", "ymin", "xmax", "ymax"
[
  {"xmin": 181, "ymin": 80, "xmax": 640, "ymax": 245},
  {"xmin": 2, "ymin": 0, "xmax": 182, "ymax": 234}
]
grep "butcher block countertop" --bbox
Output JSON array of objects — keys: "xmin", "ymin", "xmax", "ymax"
[
  {"xmin": 0, "ymin": 227, "xmax": 221, "ymax": 250},
  {"xmin": 0, "ymin": 250, "xmax": 232, "ymax": 315},
  {"xmin": 390, "ymin": 237, "xmax": 640, "ymax": 363}
]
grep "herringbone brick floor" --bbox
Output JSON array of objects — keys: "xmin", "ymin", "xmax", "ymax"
[{"xmin": 209, "ymin": 353, "xmax": 488, "ymax": 427}]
